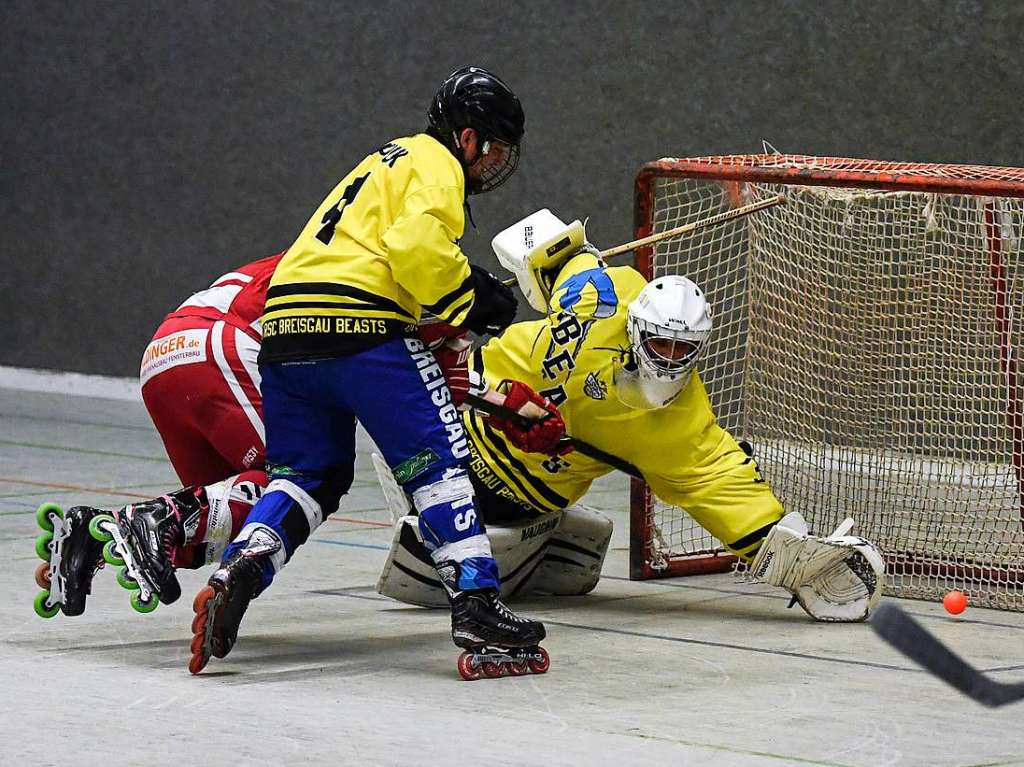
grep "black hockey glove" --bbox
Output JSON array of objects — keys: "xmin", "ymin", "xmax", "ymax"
[{"xmin": 460, "ymin": 264, "xmax": 517, "ymax": 336}]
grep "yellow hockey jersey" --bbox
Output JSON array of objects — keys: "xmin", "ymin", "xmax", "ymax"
[
  {"xmin": 466, "ymin": 252, "xmax": 784, "ymax": 557},
  {"xmin": 262, "ymin": 134, "xmax": 476, "ymax": 361}
]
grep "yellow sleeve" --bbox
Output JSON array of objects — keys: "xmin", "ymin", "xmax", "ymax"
[
  {"xmin": 381, "ymin": 185, "xmax": 475, "ymax": 326},
  {"xmin": 643, "ymin": 423, "xmax": 785, "ymax": 559}
]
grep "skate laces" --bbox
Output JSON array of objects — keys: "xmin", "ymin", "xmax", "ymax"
[
  {"xmin": 490, "ymin": 593, "xmax": 525, "ymax": 624},
  {"xmin": 160, "ymin": 496, "xmax": 186, "ymax": 555}
]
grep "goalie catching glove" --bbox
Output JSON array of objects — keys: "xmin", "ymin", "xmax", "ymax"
[
  {"xmin": 749, "ymin": 511, "xmax": 884, "ymax": 622},
  {"xmin": 489, "ymin": 380, "xmax": 571, "ymax": 456}
]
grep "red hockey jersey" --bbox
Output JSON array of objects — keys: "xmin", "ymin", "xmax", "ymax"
[{"xmin": 167, "ymin": 253, "xmax": 283, "ymax": 340}]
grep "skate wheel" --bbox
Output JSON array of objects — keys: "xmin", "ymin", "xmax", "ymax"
[
  {"xmin": 34, "ymin": 561, "xmax": 52, "ymax": 589},
  {"xmin": 102, "ymin": 540, "xmax": 124, "ymax": 567},
  {"xmin": 88, "ymin": 514, "xmax": 115, "ymax": 542},
  {"xmin": 527, "ymin": 647, "xmax": 550, "ymax": 675},
  {"xmin": 35, "ymin": 503, "xmax": 63, "ymax": 532},
  {"xmin": 481, "ymin": 661, "xmax": 503, "ymax": 678},
  {"xmin": 193, "ymin": 585, "xmax": 216, "ymax": 612},
  {"xmin": 508, "ymin": 660, "xmax": 530, "ymax": 676},
  {"xmin": 457, "ymin": 651, "xmax": 484, "ymax": 681},
  {"xmin": 190, "ymin": 630, "xmax": 207, "ymax": 656},
  {"xmin": 191, "ymin": 607, "xmax": 208, "ymax": 635},
  {"xmin": 116, "ymin": 566, "xmax": 139, "ymax": 591},
  {"xmin": 33, "ymin": 590, "xmax": 59, "ymax": 619},
  {"xmin": 34, "ymin": 532, "xmax": 54, "ymax": 561},
  {"xmin": 188, "ymin": 651, "xmax": 208, "ymax": 675},
  {"xmin": 130, "ymin": 591, "xmax": 159, "ymax": 614}
]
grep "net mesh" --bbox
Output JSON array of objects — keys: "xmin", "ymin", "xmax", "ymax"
[{"xmin": 636, "ymin": 156, "xmax": 1024, "ymax": 611}]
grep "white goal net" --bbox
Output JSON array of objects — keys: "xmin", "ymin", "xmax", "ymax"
[{"xmin": 631, "ymin": 154, "xmax": 1024, "ymax": 611}]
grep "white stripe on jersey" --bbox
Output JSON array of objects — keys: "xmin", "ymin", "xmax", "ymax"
[
  {"xmin": 177, "ymin": 283, "xmax": 243, "ymax": 314},
  {"xmin": 212, "ymin": 271, "xmax": 254, "ymax": 285},
  {"xmin": 211, "ymin": 321, "xmax": 265, "ymax": 444}
]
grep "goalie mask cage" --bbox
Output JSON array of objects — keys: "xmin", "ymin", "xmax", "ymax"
[{"xmin": 630, "ymin": 154, "xmax": 1024, "ymax": 611}]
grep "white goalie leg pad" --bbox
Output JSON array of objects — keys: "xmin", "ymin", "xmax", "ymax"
[
  {"xmin": 750, "ymin": 511, "xmax": 885, "ymax": 622},
  {"xmin": 375, "ymin": 516, "xmax": 448, "ymax": 608},
  {"xmin": 371, "ymin": 452, "xmax": 411, "ymax": 522},
  {"xmin": 488, "ymin": 513, "xmax": 565, "ymax": 597},
  {"xmin": 376, "ymin": 515, "xmax": 553, "ymax": 607},
  {"xmin": 376, "ymin": 506, "xmax": 614, "ymax": 606},
  {"xmin": 523, "ymin": 505, "xmax": 612, "ymax": 596}
]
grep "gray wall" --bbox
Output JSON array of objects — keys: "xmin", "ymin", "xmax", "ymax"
[{"xmin": 4, "ymin": 0, "xmax": 1023, "ymax": 376}]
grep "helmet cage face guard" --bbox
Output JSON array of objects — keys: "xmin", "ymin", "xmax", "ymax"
[
  {"xmin": 634, "ymin": 321, "xmax": 706, "ymax": 378},
  {"xmin": 465, "ymin": 138, "xmax": 520, "ymax": 195}
]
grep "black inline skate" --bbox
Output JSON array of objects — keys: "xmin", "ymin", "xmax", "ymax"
[
  {"xmin": 189, "ymin": 541, "xmax": 268, "ymax": 675},
  {"xmin": 444, "ymin": 570, "xmax": 550, "ymax": 681},
  {"xmin": 33, "ymin": 504, "xmax": 108, "ymax": 618},
  {"xmin": 89, "ymin": 488, "xmax": 202, "ymax": 613}
]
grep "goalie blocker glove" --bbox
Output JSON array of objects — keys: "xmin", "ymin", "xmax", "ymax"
[
  {"xmin": 488, "ymin": 380, "xmax": 571, "ymax": 456},
  {"xmin": 460, "ymin": 264, "xmax": 517, "ymax": 336}
]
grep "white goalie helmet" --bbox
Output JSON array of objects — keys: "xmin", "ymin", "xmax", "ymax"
[
  {"xmin": 492, "ymin": 209, "xmax": 589, "ymax": 312},
  {"xmin": 614, "ymin": 275, "xmax": 713, "ymax": 410}
]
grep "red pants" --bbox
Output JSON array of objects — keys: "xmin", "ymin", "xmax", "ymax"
[{"xmin": 141, "ymin": 316, "xmax": 265, "ymax": 487}]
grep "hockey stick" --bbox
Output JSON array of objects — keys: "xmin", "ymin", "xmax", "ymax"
[
  {"xmin": 597, "ymin": 193, "xmax": 786, "ymax": 260},
  {"xmin": 871, "ymin": 602, "xmax": 1024, "ymax": 707},
  {"xmin": 500, "ymin": 193, "xmax": 786, "ymax": 287},
  {"xmin": 464, "ymin": 393, "xmax": 643, "ymax": 479}
]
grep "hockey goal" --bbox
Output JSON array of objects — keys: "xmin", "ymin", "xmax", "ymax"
[{"xmin": 630, "ymin": 154, "xmax": 1024, "ymax": 611}]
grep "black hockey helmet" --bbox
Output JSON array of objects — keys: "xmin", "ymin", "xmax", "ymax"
[{"xmin": 427, "ymin": 66, "xmax": 524, "ymax": 194}]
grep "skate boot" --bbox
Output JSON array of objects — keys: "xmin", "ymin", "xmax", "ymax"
[
  {"xmin": 189, "ymin": 550, "xmax": 264, "ymax": 674},
  {"xmin": 450, "ymin": 588, "xmax": 550, "ymax": 681},
  {"xmin": 89, "ymin": 488, "xmax": 202, "ymax": 613},
  {"xmin": 33, "ymin": 504, "xmax": 107, "ymax": 618}
]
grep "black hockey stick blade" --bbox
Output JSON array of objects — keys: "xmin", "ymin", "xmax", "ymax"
[{"xmin": 871, "ymin": 602, "xmax": 1024, "ymax": 707}]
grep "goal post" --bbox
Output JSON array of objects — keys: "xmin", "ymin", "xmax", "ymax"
[{"xmin": 629, "ymin": 154, "xmax": 1024, "ymax": 611}]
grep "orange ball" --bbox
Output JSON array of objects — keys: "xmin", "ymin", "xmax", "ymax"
[{"xmin": 944, "ymin": 590, "xmax": 968, "ymax": 615}]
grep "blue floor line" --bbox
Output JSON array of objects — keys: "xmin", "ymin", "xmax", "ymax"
[{"xmin": 310, "ymin": 538, "xmax": 389, "ymax": 551}]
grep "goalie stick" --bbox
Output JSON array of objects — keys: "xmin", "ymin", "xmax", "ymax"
[
  {"xmin": 871, "ymin": 602, "xmax": 1024, "ymax": 707},
  {"xmin": 501, "ymin": 193, "xmax": 787, "ymax": 286},
  {"xmin": 598, "ymin": 192, "xmax": 786, "ymax": 260},
  {"xmin": 464, "ymin": 392, "xmax": 643, "ymax": 479}
]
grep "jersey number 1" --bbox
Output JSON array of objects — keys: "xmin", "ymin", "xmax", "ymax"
[{"xmin": 315, "ymin": 172, "xmax": 370, "ymax": 245}]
